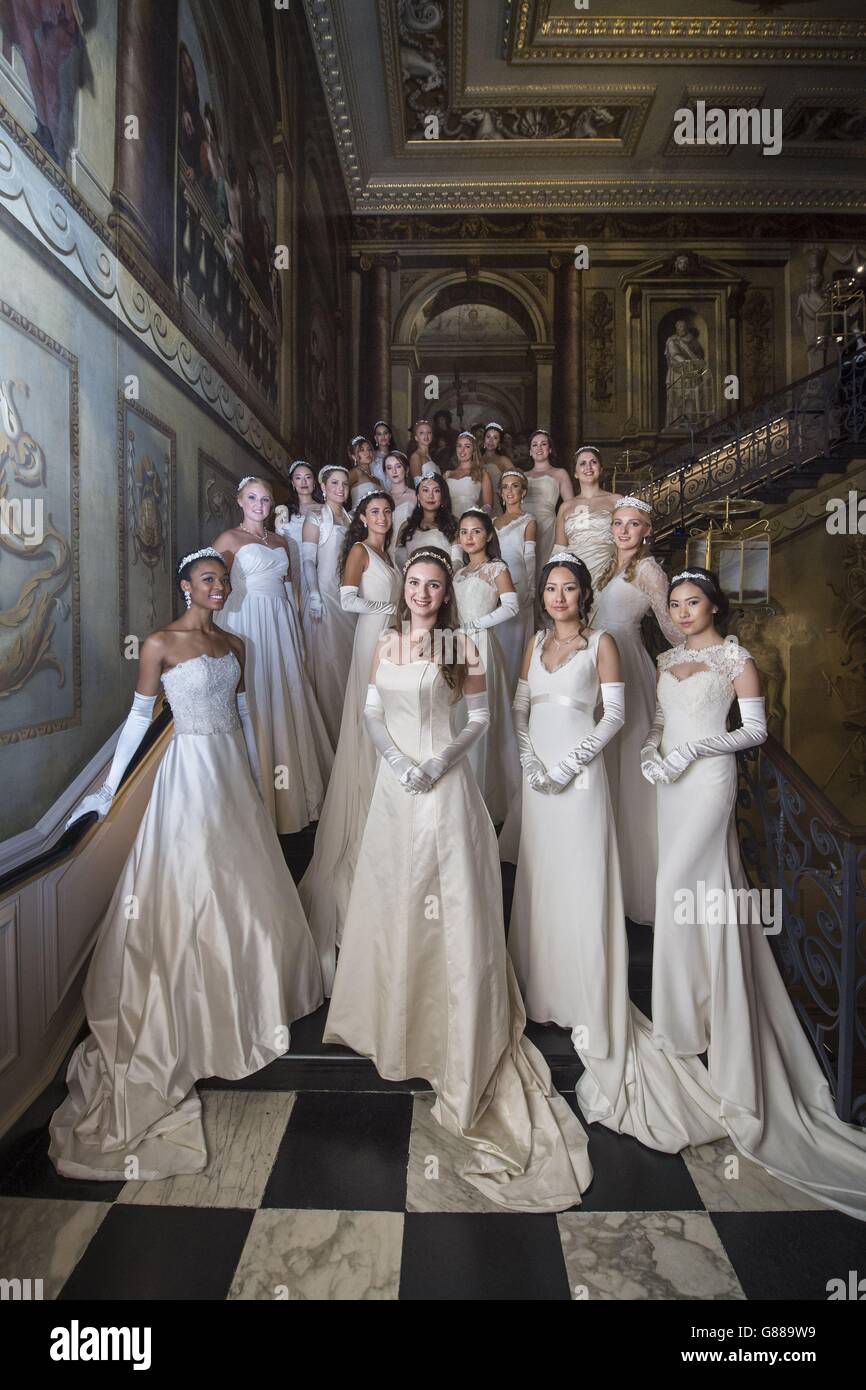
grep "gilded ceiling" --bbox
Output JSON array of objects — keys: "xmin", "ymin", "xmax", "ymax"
[{"xmin": 304, "ymin": 0, "xmax": 866, "ymax": 213}]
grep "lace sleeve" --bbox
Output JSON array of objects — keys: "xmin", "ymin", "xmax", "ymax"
[
  {"xmin": 636, "ymin": 558, "xmax": 681, "ymax": 646},
  {"xmin": 483, "ymin": 558, "xmax": 508, "ymax": 584},
  {"xmin": 723, "ymin": 634, "xmax": 752, "ymax": 681},
  {"xmin": 656, "ymin": 643, "xmax": 685, "ymax": 673}
]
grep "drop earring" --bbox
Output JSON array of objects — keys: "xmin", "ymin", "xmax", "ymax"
[{"xmin": 183, "ymin": 590, "xmax": 192, "ymax": 610}]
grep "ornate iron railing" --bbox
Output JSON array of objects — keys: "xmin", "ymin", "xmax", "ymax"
[
  {"xmin": 737, "ymin": 734, "xmax": 866, "ymax": 1125},
  {"xmin": 636, "ymin": 349, "xmax": 866, "ymax": 537}
]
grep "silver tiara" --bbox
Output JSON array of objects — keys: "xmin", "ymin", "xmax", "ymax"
[
  {"xmin": 500, "ymin": 469, "xmax": 526, "ymax": 482},
  {"xmin": 372, "ymin": 420, "xmax": 390, "ymax": 431},
  {"xmin": 459, "ymin": 507, "xmax": 489, "ymax": 520},
  {"xmin": 457, "ymin": 430, "xmax": 475, "ymax": 441},
  {"xmin": 385, "ymin": 450, "xmax": 408, "ymax": 463},
  {"xmin": 531, "ymin": 428, "xmax": 551, "ymax": 438},
  {"xmin": 614, "ymin": 495, "xmax": 653, "ymax": 514},
  {"xmin": 319, "ymin": 464, "xmax": 349, "ymax": 484},
  {"xmin": 402, "ymin": 548, "xmax": 453, "ymax": 576},
  {"xmin": 671, "ymin": 570, "xmax": 707, "ymax": 583},
  {"xmin": 237, "ymin": 475, "xmax": 258, "ymax": 491},
  {"xmin": 546, "ymin": 550, "xmax": 581, "ymax": 567},
  {"xmin": 289, "ymin": 459, "xmax": 311, "ymax": 476},
  {"xmin": 178, "ymin": 546, "xmax": 223, "ymax": 572},
  {"xmin": 485, "ymin": 420, "xmax": 505, "ymax": 432},
  {"xmin": 575, "ymin": 444, "xmax": 601, "ymax": 457}
]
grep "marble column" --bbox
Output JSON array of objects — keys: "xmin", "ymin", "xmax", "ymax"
[
  {"xmin": 361, "ymin": 255, "xmax": 396, "ymax": 425},
  {"xmin": 110, "ymin": 0, "xmax": 179, "ymax": 283},
  {"xmin": 550, "ymin": 254, "xmax": 581, "ymax": 469}
]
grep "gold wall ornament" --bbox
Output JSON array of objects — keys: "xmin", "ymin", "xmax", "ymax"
[
  {"xmin": 0, "ymin": 302, "xmax": 79, "ymax": 744},
  {"xmin": 117, "ymin": 397, "xmax": 177, "ymax": 649}
]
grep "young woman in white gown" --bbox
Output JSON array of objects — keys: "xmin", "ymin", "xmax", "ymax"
[
  {"xmin": 394, "ymin": 471, "xmax": 462, "ymax": 570},
  {"xmin": 453, "ymin": 509, "xmax": 522, "ymax": 825},
  {"xmin": 213, "ymin": 477, "xmax": 333, "ymax": 833},
  {"xmin": 445, "ymin": 430, "xmax": 494, "ymax": 516},
  {"xmin": 507, "ymin": 553, "xmax": 729, "ymax": 1155},
  {"xmin": 371, "ymin": 420, "xmax": 395, "ymax": 489},
  {"xmin": 301, "ymin": 465, "xmax": 356, "ymax": 748},
  {"xmin": 642, "ymin": 568, "xmax": 866, "ymax": 1219},
  {"xmin": 324, "ymin": 549, "xmax": 593, "ymax": 1212},
  {"xmin": 274, "ymin": 459, "xmax": 322, "ymax": 612},
  {"xmin": 299, "ymin": 491, "xmax": 401, "ymax": 992},
  {"xmin": 591, "ymin": 496, "xmax": 682, "ymax": 926},
  {"xmin": 523, "ymin": 430, "xmax": 574, "ymax": 603},
  {"xmin": 554, "ymin": 446, "xmax": 619, "ymax": 591},
  {"xmin": 479, "ymin": 420, "xmax": 509, "ymax": 503},
  {"xmin": 50, "ymin": 549, "xmax": 323, "ymax": 1181},
  {"xmin": 493, "ymin": 468, "xmax": 536, "ymax": 695},
  {"xmin": 382, "ymin": 451, "xmax": 416, "ymax": 559},
  {"xmin": 347, "ymin": 435, "xmax": 379, "ymax": 509},
  {"xmin": 408, "ymin": 418, "xmax": 438, "ymax": 480}
]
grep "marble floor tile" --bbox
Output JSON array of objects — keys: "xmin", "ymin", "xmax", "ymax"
[
  {"xmin": 406, "ymin": 1094, "xmax": 509, "ymax": 1214},
  {"xmin": 683, "ymin": 1140, "xmax": 829, "ymax": 1213},
  {"xmin": 0, "ymin": 1196, "xmax": 108, "ymax": 1299},
  {"xmin": 228, "ymin": 1208, "xmax": 403, "ymax": 1300},
  {"xmin": 557, "ymin": 1210, "xmax": 746, "ymax": 1301},
  {"xmin": 117, "ymin": 1090, "xmax": 295, "ymax": 1209}
]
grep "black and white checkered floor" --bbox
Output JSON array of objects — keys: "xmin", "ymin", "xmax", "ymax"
[{"xmin": 1, "ymin": 832, "xmax": 864, "ymax": 1301}]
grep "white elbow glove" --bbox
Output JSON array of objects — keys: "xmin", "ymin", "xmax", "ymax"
[
  {"xmin": 66, "ymin": 692, "xmax": 157, "ymax": 826},
  {"xmin": 547, "ymin": 682, "xmax": 625, "ymax": 794},
  {"xmin": 523, "ymin": 538, "xmax": 536, "ymax": 578},
  {"xmin": 418, "ymin": 689, "xmax": 490, "ymax": 785},
  {"xmin": 512, "ymin": 679, "xmax": 550, "ymax": 794},
  {"xmin": 363, "ymin": 685, "xmax": 432, "ymax": 794},
  {"xmin": 660, "ymin": 697, "xmax": 768, "ymax": 784},
  {"xmin": 463, "ymin": 589, "xmax": 520, "ymax": 634},
  {"xmin": 340, "ymin": 584, "xmax": 396, "ymax": 617},
  {"xmin": 640, "ymin": 702, "xmax": 669, "ymax": 786},
  {"xmin": 302, "ymin": 541, "xmax": 323, "ymax": 620},
  {"xmin": 237, "ymin": 691, "xmax": 264, "ymax": 799}
]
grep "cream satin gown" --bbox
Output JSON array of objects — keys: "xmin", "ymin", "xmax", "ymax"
[
  {"xmin": 508, "ymin": 630, "xmax": 727, "ymax": 1154},
  {"xmin": 446, "ymin": 472, "xmax": 482, "ymax": 517},
  {"xmin": 495, "ymin": 513, "xmax": 535, "ymax": 694},
  {"xmin": 523, "ymin": 473, "xmax": 560, "ymax": 575},
  {"xmin": 216, "ymin": 543, "xmax": 333, "ymax": 832},
  {"xmin": 591, "ymin": 555, "xmax": 681, "ymax": 925},
  {"xmin": 301, "ymin": 506, "xmax": 356, "ymax": 748},
  {"xmin": 49, "ymin": 652, "xmax": 323, "ymax": 1180},
  {"xmin": 562, "ymin": 503, "xmax": 616, "ymax": 591},
  {"xmin": 652, "ymin": 638, "xmax": 866, "ymax": 1220},
  {"xmin": 299, "ymin": 543, "xmax": 401, "ymax": 992},
  {"xmin": 453, "ymin": 559, "xmax": 522, "ymax": 825},
  {"xmin": 324, "ymin": 656, "xmax": 593, "ymax": 1212}
]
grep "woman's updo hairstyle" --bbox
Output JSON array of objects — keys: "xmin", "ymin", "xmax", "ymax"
[
  {"xmin": 538, "ymin": 553, "xmax": 593, "ymax": 626},
  {"xmin": 176, "ymin": 547, "xmax": 227, "ymax": 597},
  {"xmin": 668, "ymin": 566, "xmax": 729, "ymax": 628}
]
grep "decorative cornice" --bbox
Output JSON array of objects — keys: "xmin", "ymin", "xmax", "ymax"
[
  {"xmin": 0, "ymin": 128, "xmax": 288, "ymax": 474},
  {"xmin": 304, "ymin": 0, "xmax": 366, "ymax": 200}
]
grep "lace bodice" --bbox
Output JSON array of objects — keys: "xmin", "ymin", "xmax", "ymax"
[
  {"xmin": 657, "ymin": 638, "xmax": 753, "ymax": 746},
  {"xmin": 593, "ymin": 557, "xmax": 681, "ymax": 645},
  {"xmin": 447, "ymin": 473, "xmax": 482, "ymax": 514},
  {"xmin": 454, "ymin": 559, "xmax": 507, "ymax": 623},
  {"xmin": 161, "ymin": 652, "xmax": 241, "ymax": 735},
  {"xmin": 229, "ymin": 542, "xmax": 290, "ymax": 599}
]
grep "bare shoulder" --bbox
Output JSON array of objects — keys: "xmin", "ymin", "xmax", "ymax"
[{"xmin": 212, "ymin": 527, "xmax": 241, "ymax": 553}]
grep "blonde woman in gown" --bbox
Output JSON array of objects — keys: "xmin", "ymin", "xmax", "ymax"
[
  {"xmin": 214, "ymin": 477, "xmax": 333, "ymax": 833},
  {"xmin": 50, "ymin": 550, "xmax": 322, "ymax": 1180},
  {"xmin": 324, "ymin": 549, "xmax": 593, "ymax": 1212},
  {"xmin": 523, "ymin": 431, "xmax": 574, "ymax": 612},
  {"xmin": 445, "ymin": 430, "xmax": 494, "ymax": 515},
  {"xmin": 642, "ymin": 568, "xmax": 866, "ymax": 1219},
  {"xmin": 508, "ymin": 553, "xmax": 728, "ymax": 1155},
  {"xmin": 554, "ymin": 446, "xmax": 619, "ymax": 591},
  {"xmin": 591, "ymin": 497, "xmax": 682, "ymax": 925},
  {"xmin": 274, "ymin": 459, "xmax": 322, "ymax": 613},
  {"xmin": 493, "ymin": 468, "xmax": 536, "ymax": 695},
  {"xmin": 301, "ymin": 465, "xmax": 356, "ymax": 747},
  {"xmin": 299, "ymin": 492, "xmax": 401, "ymax": 992},
  {"xmin": 347, "ymin": 434, "xmax": 379, "ymax": 510},
  {"xmin": 408, "ymin": 418, "xmax": 438, "ymax": 480},
  {"xmin": 453, "ymin": 509, "xmax": 522, "ymax": 825}
]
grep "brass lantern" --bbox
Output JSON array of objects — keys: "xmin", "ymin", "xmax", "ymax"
[{"xmin": 686, "ymin": 496, "xmax": 771, "ymax": 604}]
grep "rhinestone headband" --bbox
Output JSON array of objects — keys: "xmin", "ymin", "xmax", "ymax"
[
  {"xmin": 671, "ymin": 570, "xmax": 708, "ymax": 583},
  {"xmin": 500, "ymin": 469, "xmax": 527, "ymax": 483},
  {"xmin": 402, "ymin": 548, "xmax": 453, "ymax": 577},
  {"xmin": 289, "ymin": 459, "xmax": 312, "ymax": 476},
  {"xmin": 372, "ymin": 420, "xmax": 391, "ymax": 431},
  {"xmin": 614, "ymin": 495, "xmax": 653, "ymax": 514},
  {"xmin": 357, "ymin": 489, "xmax": 392, "ymax": 505},
  {"xmin": 457, "ymin": 430, "xmax": 476, "ymax": 441},
  {"xmin": 319, "ymin": 464, "xmax": 349, "ymax": 484},
  {"xmin": 485, "ymin": 421, "xmax": 505, "ymax": 432},
  {"xmin": 574, "ymin": 444, "xmax": 601, "ymax": 457},
  {"xmin": 531, "ymin": 428, "xmax": 551, "ymax": 439},
  {"xmin": 459, "ymin": 507, "xmax": 489, "ymax": 521},
  {"xmin": 177, "ymin": 546, "xmax": 223, "ymax": 572},
  {"xmin": 237, "ymin": 475, "xmax": 259, "ymax": 491},
  {"xmin": 546, "ymin": 550, "xmax": 581, "ymax": 568},
  {"xmin": 385, "ymin": 450, "xmax": 408, "ymax": 463}
]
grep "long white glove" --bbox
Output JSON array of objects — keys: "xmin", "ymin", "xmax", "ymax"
[
  {"xmin": 512, "ymin": 678, "xmax": 551, "ymax": 794},
  {"xmin": 546, "ymin": 682, "xmax": 625, "ymax": 794},
  {"xmin": 237, "ymin": 691, "xmax": 264, "ymax": 799},
  {"xmin": 340, "ymin": 585, "xmax": 397, "ymax": 617},
  {"xmin": 363, "ymin": 685, "xmax": 432, "ymax": 793},
  {"xmin": 66, "ymin": 692, "xmax": 157, "ymax": 826},
  {"xmin": 462, "ymin": 589, "xmax": 519, "ymax": 633},
  {"xmin": 418, "ymin": 689, "xmax": 491, "ymax": 785},
  {"xmin": 659, "ymin": 697, "xmax": 768, "ymax": 784},
  {"xmin": 523, "ymin": 537, "xmax": 536, "ymax": 578},
  {"xmin": 640, "ymin": 701, "xmax": 669, "ymax": 786},
  {"xmin": 302, "ymin": 540, "xmax": 323, "ymax": 620}
]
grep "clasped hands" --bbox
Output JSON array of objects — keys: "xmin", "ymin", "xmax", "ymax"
[
  {"xmin": 639, "ymin": 744, "xmax": 695, "ymax": 786},
  {"xmin": 390, "ymin": 751, "xmax": 448, "ymax": 795},
  {"xmin": 520, "ymin": 746, "xmax": 590, "ymax": 796}
]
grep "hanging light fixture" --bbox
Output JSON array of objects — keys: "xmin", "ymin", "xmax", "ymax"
[{"xmin": 686, "ymin": 495, "xmax": 771, "ymax": 604}]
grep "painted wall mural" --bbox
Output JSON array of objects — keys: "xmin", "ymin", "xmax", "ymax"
[
  {"xmin": 0, "ymin": 302, "xmax": 78, "ymax": 744},
  {"xmin": 0, "ymin": 0, "xmax": 90, "ymax": 171},
  {"xmin": 198, "ymin": 448, "xmax": 242, "ymax": 535},
  {"xmin": 117, "ymin": 397, "xmax": 176, "ymax": 650}
]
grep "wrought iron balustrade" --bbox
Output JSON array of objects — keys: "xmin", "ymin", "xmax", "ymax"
[{"xmin": 737, "ymin": 733, "xmax": 866, "ymax": 1125}]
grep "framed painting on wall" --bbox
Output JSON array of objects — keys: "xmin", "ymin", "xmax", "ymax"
[
  {"xmin": 0, "ymin": 300, "xmax": 80, "ymax": 745},
  {"xmin": 117, "ymin": 396, "xmax": 177, "ymax": 650}
]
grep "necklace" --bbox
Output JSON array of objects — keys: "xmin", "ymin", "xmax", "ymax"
[
  {"xmin": 551, "ymin": 628, "xmax": 585, "ymax": 648},
  {"xmin": 240, "ymin": 522, "xmax": 268, "ymax": 542}
]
